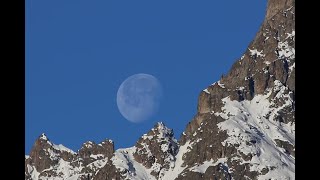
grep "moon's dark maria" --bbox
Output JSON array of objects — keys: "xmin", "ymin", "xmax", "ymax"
[{"xmin": 117, "ymin": 73, "xmax": 163, "ymax": 123}]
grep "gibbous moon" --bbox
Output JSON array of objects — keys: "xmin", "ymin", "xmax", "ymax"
[{"xmin": 117, "ymin": 73, "xmax": 163, "ymax": 123}]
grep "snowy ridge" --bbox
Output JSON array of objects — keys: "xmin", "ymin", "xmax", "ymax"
[{"xmin": 52, "ymin": 144, "xmax": 76, "ymax": 154}]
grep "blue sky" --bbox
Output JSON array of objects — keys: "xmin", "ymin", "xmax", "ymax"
[{"xmin": 26, "ymin": 0, "xmax": 266, "ymax": 153}]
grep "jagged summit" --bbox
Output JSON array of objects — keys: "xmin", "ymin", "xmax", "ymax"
[
  {"xmin": 39, "ymin": 133, "xmax": 48, "ymax": 141},
  {"xmin": 25, "ymin": 0, "xmax": 294, "ymax": 179},
  {"xmin": 148, "ymin": 122, "xmax": 175, "ymax": 139}
]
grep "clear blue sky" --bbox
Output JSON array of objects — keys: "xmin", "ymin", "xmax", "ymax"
[{"xmin": 26, "ymin": 0, "xmax": 266, "ymax": 154}]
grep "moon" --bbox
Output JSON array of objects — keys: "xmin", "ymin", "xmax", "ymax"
[{"xmin": 117, "ymin": 73, "xmax": 163, "ymax": 123}]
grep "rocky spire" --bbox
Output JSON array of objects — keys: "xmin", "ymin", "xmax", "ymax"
[
  {"xmin": 133, "ymin": 122, "xmax": 179, "ymax": 179},
  {"xmin": 28, "ymin": 133, "xmax": 59, "ymax": 172}
]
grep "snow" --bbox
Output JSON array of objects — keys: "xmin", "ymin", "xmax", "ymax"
[
  {"xmin": 189, "ymin": 158, "xmax": 228, "ymax": 174},
  {"xmin": 286, "ymin": 30, "xmax": 295, "ymax": 40},
  {"xmin": 40, "ymin": 133, "xmax": 48, "ymax": 141},
  {"xmin": 26, "ymin": 158, "xmax": 83, "ymax": 180},
  {"xmin": 66, "ymin": 174, "xmax": 81, "ymax": 180},
  {"xmin": 249, "ymin": 48, "xmax": 265, "ymax": 58},
  {"xmin": 27, "ymin": 164, "xmax": 40, "ymax": 180},
  {"xmin": 218, "ymin": 81, "xmax": 225, "ymax": 88},
  {"xmin": 47, "ymin": 148, "xmax": 59, "ymax": 160},
  {"xmin": 111, "ymin": 147, "xmax": 157, "ymax": 180},
  {"xmin": 142, "ymin": 134, "xmax": 153, "ymax": 140},
  {"xmin": 160, "ymin": 141, "xmax": 192, "ymax": 180},
  {"xmin": 189, "ymin": 159, "xmax": 214, "ymax": 173},
  {"xmin": 264, "ymin": 61, "xmax": 271, "ymax": 65},
  {"xmin": 192, "ymin": 131, "xmax": 197, "ymax": 136},
  {"xmin": 90, "ymin": 154, "xmax": 105, "ymax": 159},
  {"xmin": 100, "ymin": 139, "xmax": 114, "ymax": 145},
  {"xmin": 211, "ymin": 80, "xmax": 225, "ymax": 88},
  {"xmin": 244, "ymin": 76, "xmax": 251, "ymax": 81},
  {"xmin": 87, "ymin": 157, "xmax": 109, "ymax": 170},
  {"xmin": 55, "ymin": 159, "xmax": 74, "ymax": 178},
  {"xmin": 203, "ymin": 88, "xmax": 210, "ymax": 94},
  {"xmin": 52, "ymin": 144, "xmax": 76, "ymax": 154},
  {"xmin": 215, "ymin": 84, "xmax": 295, "ymax": 179},
  {"xmin": 286, "ymin": 6, "xmax": 294, "ymax": 11},
  {"xmin": 277, "ymin": 41, "xmax": 295, "ymax": 60},
  {"xmin": 289, "ymin": 62, "xmax": 295, "ymax": 74},
  {"xmin": 84, "ymin": 141, "xmax": 94, "ymax": 148},
  {"xmin": 237, "ymin": 86, "xmax": 245, "ymax": 91},
  {"xmin": 151, "ymin": 161, "xmax": 161, "ymax": 174},
  {"xmin": 161, "ymin": 143, "xmax": 169, "ymax": 152}
]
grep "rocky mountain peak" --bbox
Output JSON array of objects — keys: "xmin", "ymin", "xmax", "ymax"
[
  {"xmin": 39, "ymin": 133, "xmax": 48, "ymax": 141},
  {"xmin": 81, "ymin": 141, "xmax": 95, "ymax": 149},
  {"xmin": 151, "ymin": 122, "xmax": 175, "ymax": 139},
  {"xmin": 31, "ymin": 133, "xmax": 56, "ymax": 152},
  {"xmin": 26, "ymin": 133, "xmax": 77, "ymax": 179},
  {"xmin": 78, "ymin": 139, "xmax": 114, "ymax": 166},
  {"xmin": 133, "ymin": 122, "xmax": 178, "ymax": 178}
]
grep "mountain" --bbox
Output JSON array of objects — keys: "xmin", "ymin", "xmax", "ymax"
[{"xmin": 25, "ymin": 0, "xmax": 295, "ymax": 179}]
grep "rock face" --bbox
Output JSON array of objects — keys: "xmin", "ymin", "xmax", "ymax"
[{"xmin": 25, "ymin": 0, "xmax": 295, "ymax": 179}]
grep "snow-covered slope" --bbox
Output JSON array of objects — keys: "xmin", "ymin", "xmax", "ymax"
[
  {"xmin": 217, "ymin": 87, "xmax": 295, "ymax": 179},
  {"xmin": 111, "ymin": 147, "xmax": 156, "ymax": 180}
]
